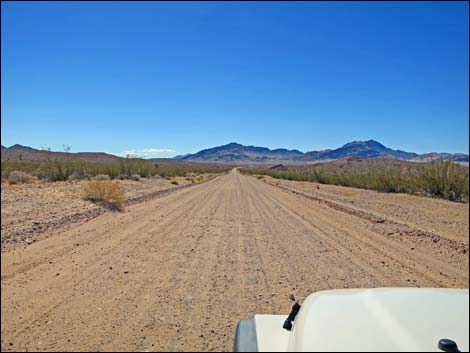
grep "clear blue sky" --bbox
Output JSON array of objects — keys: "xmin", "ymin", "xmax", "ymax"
[{"xmin": 1, "ymin": 1, "xmax": 469, "ymax": 158}]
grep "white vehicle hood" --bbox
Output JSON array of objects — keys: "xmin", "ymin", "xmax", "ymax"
[{"xmin": 255, "ymin": 288, "xmax": 469, "ymax": 352}]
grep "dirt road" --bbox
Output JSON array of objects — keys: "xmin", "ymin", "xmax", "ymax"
[{"xmin": 1, "ymin": 170, "xmax": 468, "ymax": 351}]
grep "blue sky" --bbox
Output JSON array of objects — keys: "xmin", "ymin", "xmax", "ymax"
[{"xmin": 1, "ymin": 1, "xmax": 468, "ymax": 158}]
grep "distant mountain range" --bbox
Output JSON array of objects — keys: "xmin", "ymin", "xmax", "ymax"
[
  {"xmin": 1, "ymin": 144, "xmax": 123, "ymax": 163},
  {"xmin": 1, "ymin": 144, "xmax": 36, "ymax": 151},
  {"xmin": 1, "ymin": 140, "xmax": 468, "ymax": 164},
  {"xmin": 176, "ymin": 140, "xmax": 469, "ymax": 163}
]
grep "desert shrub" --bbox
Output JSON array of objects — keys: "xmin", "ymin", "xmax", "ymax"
[
  {"xmin": 417, "ymin": 162, "xmax": 469, "ymax": 202},
  {"xmin": 83, "ymin": 181, "xmax": 126, "ymax": 211},
  {"xmin": 129, "ymin": 174, "xmax": 141, "ymax": 181},
  {"xmin": 313, "ymin": 169, "xmax": 330, "ymax": 184},
  {"xmin": 1, "ymin": 159, "xmax": 230, "ymax": 184},
  {"xmin": 374, "ymin": 170, "xmax": 417, "ymax": 194},
  {"xmin": 240, "ymin": 161, "xmax": 469, "ymax": 203},
  {"xmin": 8, "ymin": 171, "xmax": 36, "ymax": 184},
  {"xmin": 118, "ymin": 174, "xmax": 128, "ymax": 180},
  {"xmin": 91, "ymin": 174, "xmax": 111, "ymax": 181},
  {"xmin": 171, "ymin": 180, "xmax": 179, "ymax": 185},
  {"xmin": 119, "ymin": 159, "xmax": 155, "ymax": 177}
]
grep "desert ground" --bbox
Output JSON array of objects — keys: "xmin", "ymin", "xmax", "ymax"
[
  {"xmin": 0, "ymin": 174, "xmax": 215, "ymax": 251},
  {"xmin": 1, "ymin": 169, "xmax": 468, "ymax": 351}
]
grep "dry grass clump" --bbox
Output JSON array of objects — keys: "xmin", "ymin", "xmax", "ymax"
[
  {"xmin": 91, "ymin": 174, "xmax": 111, "ymax": 181},
  {"xmin": 129, "ymin": 174, "xmax": 141, "ymax": 181},
  {"xmin": 118, "ymin": 174, "xmax": 128, "ymax": 180},
  {"xmin": 8, "ymin": 171, "xmax": 36, "ymax": 184},
  {"xmin": 83, "ymin": 181, "xmax": 126, "ymax": 211},
  {"xmin": 171, "ymin": 180, "xmax": 179, "ymax": 185}
]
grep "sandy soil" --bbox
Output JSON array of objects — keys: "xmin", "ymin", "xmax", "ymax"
[
  {"xmin": 262, "ymin": 176, "xmax": 469, "ymax": 243},
  {"xmin": 1, "ymin": 170, "xmax": 468, "ymax": 351},
  {"xmin": 0, "ymin": 175, "xmax": 213, "ymax": 251}
]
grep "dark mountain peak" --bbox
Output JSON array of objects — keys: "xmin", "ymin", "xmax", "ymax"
[
  {"xmin": 272, "ymin": 148, "xmax": 303, "ymax": 154},
  {"xmin": 325, "ymin": 139, "xmax": 415, "ymax": 160},
  {"xmin": 8, "ymin": 144, "xmax": 36, "ymax": 151},
  {"xmin": 213, "ymin": 142, "xmax": 245, "ymax": 151},
  {"xmin": 364, "ymin": 139, "xmax": 387, "ymax": 149},
  {"xmin": 341, "ymin": 139, "xmax": 385, "ymax": 149}
]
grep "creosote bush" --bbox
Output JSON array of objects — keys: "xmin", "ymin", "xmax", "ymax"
[
  {"xmin": 418, "ymin": 161, "xmax": 469, "ymax": 201},
  {"xmin": 83, "ymin": 181, "xmax": 126, "ymax": 211},
  {"xmin": 241, "ymin": 161, "xmax": 469, "ymax": 203}
]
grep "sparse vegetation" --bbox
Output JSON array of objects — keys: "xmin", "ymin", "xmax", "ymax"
[
  {"xmin": 82, "ymin": 181, "xmax": 126, "ymax": 211},
  {"xmin": 171, "ymin": 180, "xmax": 179, "ymax": 185},
  {"xmin": 8, "ymin": 171, "xmax": 36, "ymax": 184},
  {"xmin": 241, "ymin": 161, "xmax": 469, "ymax": 202},
  {"xmin": 129, "ymin": 174, "xmax": 141, "ymax": 181},
  {"xmin": 1, "ymin": 159, "xmax": 229, "ymax": 182}
]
